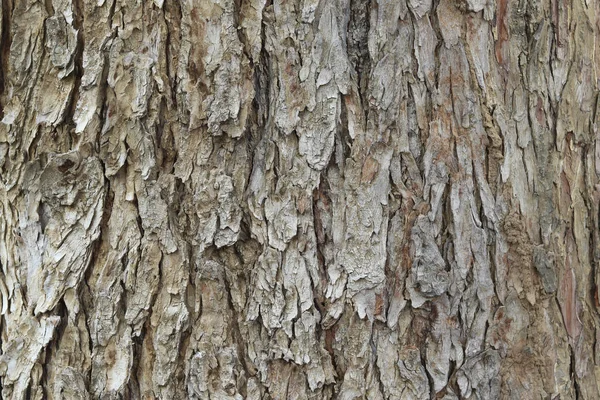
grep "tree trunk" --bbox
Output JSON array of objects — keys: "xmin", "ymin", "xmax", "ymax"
[{"xmin": 0, "ymin": 0, "xmax": 599, "ymax": 398}]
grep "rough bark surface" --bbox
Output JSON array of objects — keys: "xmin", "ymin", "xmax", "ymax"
[{"xmin": 1, "ymin": 0, "xmax": 600, "ymax": 398}]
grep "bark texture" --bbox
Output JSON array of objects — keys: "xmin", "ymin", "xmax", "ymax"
[{"xmin": 1, "ymin": 0, "xmax": 600, "ymax": 398}]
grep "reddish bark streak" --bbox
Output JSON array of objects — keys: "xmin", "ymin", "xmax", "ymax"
[{"xmin": 495, "ymin": 0, "xmax": 509, "ymax": 67}]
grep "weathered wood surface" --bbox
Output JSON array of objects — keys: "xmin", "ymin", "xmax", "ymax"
[{"xmin": 0, "ymin": 0, "xmax": 600, "ymax": 398}]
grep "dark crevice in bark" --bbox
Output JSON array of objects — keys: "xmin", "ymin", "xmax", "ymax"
[
  {"xmin": 313, "ymin": 172, "xmax": 334, "ymax": 321},
  {"xmin": 222, "ymin": 264, "xmax": 251, "ymax": 398},
  {"xmin": 406, "ymin": 86, "xmax": 423, "ymax": 163},
  {"xmin": 163, "ymin": 15, "xmax": 173, "ymax": 105},
  {"xmin": 346, "ymin": 0, "xmax": 371, "ymax": 112},
  {"xmin": 65, "ymin": 0, "xmax": 84, "ymax": 129},
  {"xmin": 247, "ymin": 19, "xmax": 270, "ymax": 174},
  {"xmin": 419, "ymin": 332, "xmax": 437, "ymax": 397},
  {"xmin": 99, "ymin": 173, "xmax": 114, "ymax": 233},
  {"xmin": 337, "ymin": 95, "xmax": 352, "ymax": 171},
  {"xmin": 0, "ymin": 0, "xmax": 13, "ymax": 119},
  {"xmin": 324, "ymin": 323, "xmax": 340, "ymax": 380},
  {"xmin": 370, "ymin": 326, "xmax": 387, "ymax": 398},
  {"xmin": 246, "ymin": 1, "xmax": 272, "ymax": 184},
  {"xmin": 429, "ymin": 0, "xmax": 444, "ymax": 89},
  {"xmin": 441, "ymin": 175, "xmax": 454, "ymax": 274},
  {"xmin": 117, "ymin": 254, "xmax": 129, "ymax": 319},
  {"xmin": 79, "ymin": 278, "xmax": 95, "ymax": 391},
  {"xmin": 95, "ymin": 28, "xmax": 117, "ymax": 154},
  {"xmin": 570, "ymin": 346, "xmax": 581, "ymax": 400},
  {"xmin": 130, "ymin": 311, "xmax": 151, "ymax": 393},
  {"xmin": 127, "ymin": 333, "xmax": 143, "ymax": 399},
  {"xmin": 174, "ymin": 309, "xmax": 191, "ymax": 396},
  {"xmin": 163, "ymin": 0, "xmax": 181, "ymax": 114},
  {"xmin": 272, "ymin": 133, "xmax": 281, "ymax": 183},
  {"xmin": 157, "ymin": 99, "xmax": 174, "ymax": 172},
  {"xmin": 27, "ymin": 125, "xmax": 44, "ymax": 162},
  {"xmin": 107, "ymin": 0, "xmax": 117, "ymax": 34},
  {"xmin": 130, "ymin": 188, "xmax": 145, "ymax": 243}
]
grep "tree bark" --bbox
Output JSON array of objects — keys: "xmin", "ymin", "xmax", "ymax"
[{"xmin": 1, "ymin": 0, "xmax": 599, "ymax": 398}]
